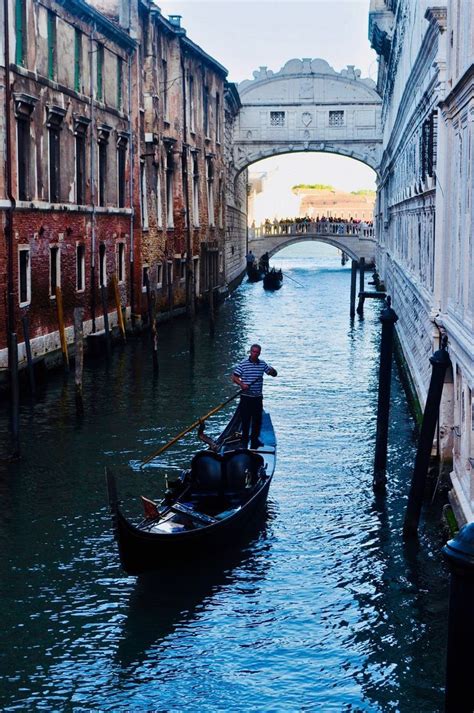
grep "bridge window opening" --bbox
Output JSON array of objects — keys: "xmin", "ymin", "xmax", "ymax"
[
  {"xmin": 270, "ymin": 111, "xmax": 285, "ymax": 127},
  {"xmin": 329, "ymin": 111, "xmax": 344, "ymax": 127}
]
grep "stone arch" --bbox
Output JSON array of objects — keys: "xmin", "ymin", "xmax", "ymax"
[
  {"xmin": 233, "ymin": 58, "xmax": 382, "ymax": 176},
  {"xmin": 262, "ymin": 237, "xmax": 362, "ymax": 262}
]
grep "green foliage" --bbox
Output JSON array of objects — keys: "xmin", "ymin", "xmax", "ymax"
[
  {"xmin": 291, "ymin": 184, "xmax": 334, "ymax": 193},
  {"xmin": 350, "ymin": 189, "xmax": 376, "ymax": 196}
]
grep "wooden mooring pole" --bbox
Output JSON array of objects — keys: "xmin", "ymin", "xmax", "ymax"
[
  {"xmin": 373, "ymin": 296, "xmax": 398, "ymax": 491},
  {"xmin": 356, "ymin": 257, "xmax": 366, "ymax": 315},
  {"xmin": 145, "ymin": 273, "xmax": 159, "ymax": 373},
  {"xmin": 209, "ymin": 286, "xmax": 215, "ymax": 336},
  {"xmin": 55, "ymin": 287, "xmax": 69, "ymax": 372},
  {"xmin": 443, "ymin": 524, "xmax": 474, "ymax": 713},
  {"xmin": 350, "ymin": 260, "xmax": 357, "ymax": 318},
  {"xmin": 10, "ymin": 332, "xmax": 20, "ymax": 458},
  {"xmin": 403, "ymin": 336, "xmax": 451, "ymax": 536},
  {"xmin": 74, "ymin": 307, "xmax": 84, "ymax": 415},
  {"xmin": 21, "ymin": 315, "xmax": 36, "ymax": 398},
  {"xmin": 111, "ymin": 274, "xmax": 126, "ymax": 342},
  {"xmin": 101, "ymin": 285, "xmax": 112, "ymax": 359}
]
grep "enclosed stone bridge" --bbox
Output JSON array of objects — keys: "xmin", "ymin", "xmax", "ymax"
[
  {"xmin": 249, "ymin": 220, "xmax": 376, "ymax": 264},
  {"xmin": 233, "ymin": 58, "xmax": 382, "ymax": 174}
]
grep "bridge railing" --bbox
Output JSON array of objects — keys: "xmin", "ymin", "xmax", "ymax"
[{"xmin": 250, "ymin": 220, "xmax": 374, "ymax": 240}]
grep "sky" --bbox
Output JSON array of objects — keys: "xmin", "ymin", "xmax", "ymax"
[{"xmin": 159, "ymin": 0, "xmax": 378, "ymax": 216}]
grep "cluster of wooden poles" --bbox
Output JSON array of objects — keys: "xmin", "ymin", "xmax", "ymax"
[{"xmin": 372, "ymin": 295, "xmax": 474, "ymax": 713}]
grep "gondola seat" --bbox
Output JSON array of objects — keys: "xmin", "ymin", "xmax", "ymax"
[
  {"xmin": 190, "ymin": 451, "xmax": 224, "ymax": 493},
  {"xmin": 222, "ymin": 450, "xmax": 264, "ymax": 494}
]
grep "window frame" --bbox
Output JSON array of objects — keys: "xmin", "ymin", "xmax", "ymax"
[
  {"xmin": 18, "ymin": 245, "xmax": 31, "ymax": 306},
  {"xmin": 49, "ymin": 245, "xmax": 60, "ymax": 298},
  {"xmin": 76, "ymin": 243, "xmax": 85, "ymax": 292}
]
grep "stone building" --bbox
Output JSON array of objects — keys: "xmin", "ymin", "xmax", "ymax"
[
  {"xmin": 0, "ymin": 0, "xmax": 135, "ymax": 372},
  {"xmin": 369, "ymin": 0, "xmax": 474, "ymax": 523},
  {"xmin": 1, "ymin": 0, "xmax": 248, "ymax": 382}
]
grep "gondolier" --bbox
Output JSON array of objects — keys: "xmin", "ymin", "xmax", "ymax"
[{"xmin": 232, "ymin": 344, "xmax": 277, "ymax": 449}]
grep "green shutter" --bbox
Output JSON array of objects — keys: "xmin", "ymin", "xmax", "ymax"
[
  {"xmin": 15, "ymin": 0, "xmax": 24, "ymax": 66},
  {"xmin": 74, "ymin": 29, "xmax": 81, "ymax": 92},
  {"xmin": 97, "ymin": 45, "xmax": 103, "ymax": 101},
  {"xmin": 47, "ymin": 11, "xmax": 56, "ymax": 81}
]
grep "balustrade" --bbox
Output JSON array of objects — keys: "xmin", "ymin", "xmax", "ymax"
[{"xmin": 250, "ymin": 219, "xmax": 374, "ymax": 239}]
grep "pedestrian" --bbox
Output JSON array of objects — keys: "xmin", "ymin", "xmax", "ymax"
[{"xmin": 232, "ymin": 344, "xmax": 277, "ymax": 449}]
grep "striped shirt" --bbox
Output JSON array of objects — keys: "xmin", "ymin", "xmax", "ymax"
[{"xmin": 233, "ymin": 357, "xmax": 273, "ymax": 397}]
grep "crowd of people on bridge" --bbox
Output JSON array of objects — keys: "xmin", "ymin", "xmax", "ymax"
[{"xmin": 259, "ymin": 215, "xmax": 373, "ymax": 235}]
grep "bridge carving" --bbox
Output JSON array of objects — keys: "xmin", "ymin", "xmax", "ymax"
[
  {"xmin": 248, "ymin": 220, "xmax": 376, "ymax": 264},
  {"xmin": 233, "ymin": 58, "xmax": 382, "ymax": 174}
]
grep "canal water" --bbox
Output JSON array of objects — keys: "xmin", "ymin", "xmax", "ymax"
[{"xmin": 0, "ymin": 244, "xmax": 448, "ymax": 711}]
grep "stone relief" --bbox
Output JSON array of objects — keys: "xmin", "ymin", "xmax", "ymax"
[{"xmin": 301, "ymin": 112, "xmax": 312, "ymax": 127}]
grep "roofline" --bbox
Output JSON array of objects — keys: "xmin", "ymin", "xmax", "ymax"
[{"xmin": 56, "ymin": 0, "xmax": 136, "ymax": 52}]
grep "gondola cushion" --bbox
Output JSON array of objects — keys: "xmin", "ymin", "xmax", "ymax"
[
  {"xmin": 191, "ymin": 451, "xmax": 224, "ymax": 492},
  {"xmin": 222, "ymin": 450, "xmax": 264, "ymax": 493}
]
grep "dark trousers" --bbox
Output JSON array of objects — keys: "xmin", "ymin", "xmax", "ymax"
[{"xmin": 240, "ymin": 395, "xmax": 263, "ymax": 447}]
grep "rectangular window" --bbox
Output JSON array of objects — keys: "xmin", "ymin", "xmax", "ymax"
[
  {"xmin": 50, "ymin": 246, "xmax": 60, "ymax": 297},
  {"xmin": 329, "ymin": 110, "xmax": 344, "ymax": 126},
  {"xmin": 216, "ymin": 92, "xmax": 220, "ymax": 143},
  {"xmin": 98, "ymin": 141, "xmax": 107, "ymax": 206},
  {"xmin": 47, "ymin": 11, "xmax": 57, "ymax": 81},
  {"xmin": 15, "ymin": 0, "xmax": 26, "ymax": 66},
  {"xmin": 97, "ymin": 44, "xmax": 104, "ymax": 101},
  {"xmin": 203, "ymin": 85, "xmax": 209, "ymax": 136},
  {"xmin": 76, "ymin": 244, "xmax": 85, "ymax": 291},
  {"xmin": 99, "ymin": 243, "xmax": 106, "ymax": 286},
  {"xmin": 162, "ymin": 59, "xmax": 168, "ymax": 119},
  {"xmin": 156, "ymin": 263, "xmax": 163, "ymax": 287},
  {"xmin": 141, "ymin": 162, "xmax": 149, "ymax": 229},
  {"xmin": 207, "ymin": 158, "xmax": 214, "ymax": 226},
  {"xmin": 19, "ymin": 247, "xmax": 31, "ymax": 305},
  {"xmin": 116, "ymin": 56, "xmax": 123, "ymax": 109},
  {"xmin": 142, "ymin": 265, "xmax": 149, "ymax": 292},
  {"xmin": 270, "ymin": 111, "xmax": 285, "ymax": 127},
  {"xmin": 189, "ymin": 75, "xmax": 195, "ymax": 132},
  {"xmin": 117, "ymin": 141, "xmax": 127, "ymax": 208},
  {"xmin": 74, "ymin": 29, "xmax": 82, "ymax": 93},
  {"xmin": 17, "ymin": 117, "xmax": 30, "ymax": 200},
  {"xmin": 75, "ymin": 134, "xmax": 86, "ymax": 204},
  {"xmin": 49, "ymin": 127, "xmax": 61, "ymax": 203},
  {"xmin": 192, "ymin": 154, "xmax": 199, "ymax": 227},
  {"xmin": 156, "ymin": 165, "xmax": 163, "ymax": 228},
  {"xmin": 117, "ymin": 242, "xmax": 125, "ymax": 283},
  {"xmin": 166, "ymin": 152, "xmax": 174, "ymax": 227}
]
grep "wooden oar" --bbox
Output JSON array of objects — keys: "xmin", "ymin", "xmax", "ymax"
[
  {"xmin": 140, "ymin": 378, "xmax": 258, "ymax": 469},
  {"xmin": 282, "ymin": 272, "xmax": 305, "ymax": 288}
]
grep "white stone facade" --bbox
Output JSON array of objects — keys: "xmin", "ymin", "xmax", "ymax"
[
  {"xmin": 370, "ymin": 0, "xmax": 474, "ymax": 522},
  {"xmin": 234, "ymin": 59, "xmax": 382, "ymax": 173}
]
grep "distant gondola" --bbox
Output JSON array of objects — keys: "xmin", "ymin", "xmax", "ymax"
[
  {"xmin": 263, "ymin": 267, "xmax": 283, "ymax": 290},
  {"xmin": 246, "ymin": 263, "xmax": 265, "ymax": 282},
  {"xmin": 106, "ymin": 407, "xmax": 276, "ymax": 575}
]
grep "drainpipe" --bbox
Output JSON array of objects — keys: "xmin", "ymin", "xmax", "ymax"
[
  {"xmin": 128, "ymin": 20, "xmax": 135, "ymax": 328},
  {"xmin": 180, "ymin": 41, "xmax": 193, "ymax": 317},
  {"xmin": 4, "ymin": 0, "xmax": 16, "ymax": 365},
  {"xmin": 89, "ymin": 25, "xmax": 96, "ymax": 332}
]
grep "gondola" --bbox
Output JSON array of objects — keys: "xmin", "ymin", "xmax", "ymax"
[
  {"xmin": 106, "ymin": 407, "xmax": 276, "ymax": 575},
  {"xmin": 263, "ymin": 267, "xmax": 283, "ymax": 290},
  {"xmin": 246, "ymin": 262, "xmax": 265, "ymax": 282}
]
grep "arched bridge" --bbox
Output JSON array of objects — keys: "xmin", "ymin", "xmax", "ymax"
[
  {"xmin": 234, "ymin": 58, "xmax": 382, "ymax": 174},
  {"xmin": 248, "ymin": 220, "xmax": 376, "ymax": 264}
]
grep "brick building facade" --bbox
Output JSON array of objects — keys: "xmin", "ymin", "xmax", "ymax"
[{"xmin": 1, "ymin": 0, "xmax": 248, "ymax": 380}]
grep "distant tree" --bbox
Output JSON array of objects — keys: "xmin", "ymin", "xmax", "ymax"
[
  {"xmin": 292, "ymin": 183, "xmax": 335, "ymax": 193},
  {"xmin": 350, "ymin": 189, "xmax": 376, "ymax": 196}
]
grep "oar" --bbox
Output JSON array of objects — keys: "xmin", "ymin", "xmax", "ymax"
[
  {"xmin": 140, "ymin": 378, "xmax": 259, "ymax": 469},
  {"xmin": 282, "ymin": 272, "xmax": 305, "ymax": 288}
]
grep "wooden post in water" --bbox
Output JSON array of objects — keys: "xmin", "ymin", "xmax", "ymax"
[
  {"xmin": 10, "ymin": 332, "xmax": 20, "ymax": 458},
  {"xmin": 350, "ymin": 260, "xmax": 357, "ymax": 318},
  {"xmin": 111, "ymin": 274, "xmax": 126, "ymax": 342},
  {"xmin": 21, "ymin": 315, "xmax": 36, "ymax": 397},
  {"xmin": 373, "ymin": 296, "xmax": 398, "ymax": 491},
  {"xmin": 443, "ymin": 524, "xmax": 474, "ymax": 713},
  {"xmin": 145, "ymin": 274, "xmax": 159, "ymax": 374},
  {"xmin": 209, "ymin": 286, "xmax": 215, "ymax": 336},
  {"xmin": 74, "ymin": 307, "xmax": 84, "ymax": 414},
  {"xmin": 356, "ymin": 257, "xmax": 366, "ymax": 315},
  {"xmin": 55, "ymin": 287, "xmax": 69, "ymax": 372},
  {"xmin": 101, "ymin": 285, "xmax": 111, "ymax": 359},
  {"xmin": 403, "ymin": 336, "xmax": 451, "ymax": 536}
]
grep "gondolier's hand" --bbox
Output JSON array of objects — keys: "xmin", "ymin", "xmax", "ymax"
[{"xmin": 240, "ymin": 382, "xmax": 249, "ymax": 390}]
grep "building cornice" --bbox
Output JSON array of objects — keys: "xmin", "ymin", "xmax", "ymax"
[{"xmin": 55, "ymin": 0, "xmax": 136, "ymax": 52}]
